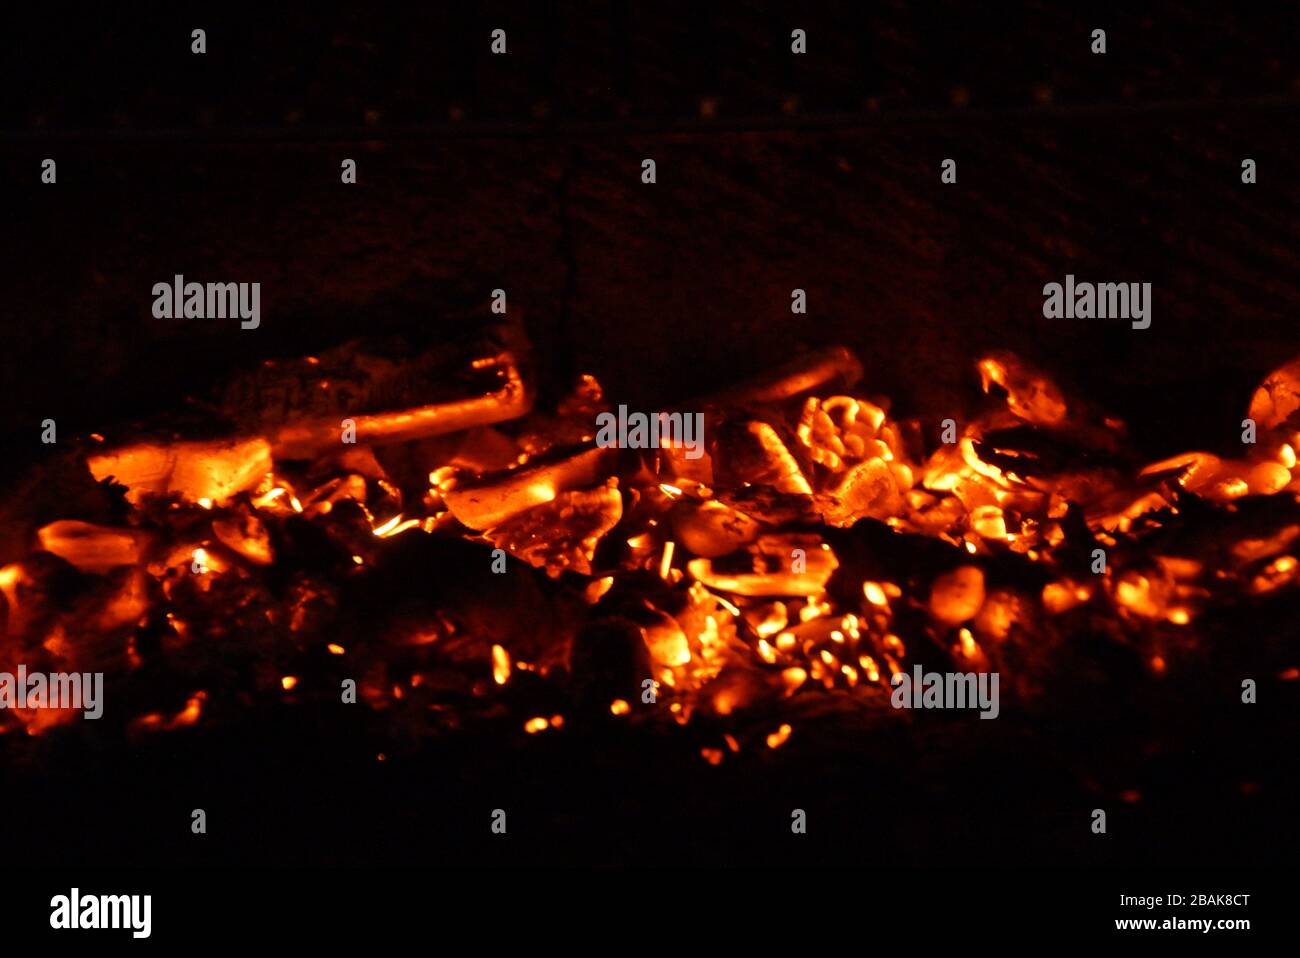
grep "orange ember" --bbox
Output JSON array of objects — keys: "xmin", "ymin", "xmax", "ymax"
[{"xmin": 3, "ymin": 344, "xmax": 1299, "ymax": 759}]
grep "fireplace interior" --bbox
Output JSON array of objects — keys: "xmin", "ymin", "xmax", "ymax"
[{"xmin": 3, "ymin": 3, "xmax": 1299, "ymax": 869}]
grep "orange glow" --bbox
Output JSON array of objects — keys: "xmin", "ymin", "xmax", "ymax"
[
  {"xmin": 14, "ymin": 346, "xmax": 1299, "ymax": 746},
  {"xmin": 1043, "ymin": 581, "xmax": 1089, "ymax": 614},
  {"xmin": 766, "ymin": 724, "xmax": 793, "ymax": 749},
  {"xmin": 781, "ymin": 667, "xmax": 807, "ymax": 695},
  {"xmin": 131, "ymin": 693, "xmax": 206, "ymax": 733},
  {"xmin": 659, "ymin": 540, "xmax": 676, "ymax": 580},
  {"xmin": 491, "ymin": 644, "xmax": 512, "ymax": 685},
  {"xmin": 585, "ymin": 576, "xmax": 615, "ymax": 603},
  {"xmin": 253, "ymin": 486, "xmax": 287, "ymax": 508},
  {"xmin": 373, "ymin": 515, "xmax": 420, "ymax": 538}
]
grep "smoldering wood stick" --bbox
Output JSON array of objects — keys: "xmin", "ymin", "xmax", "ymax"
[
  {"xmin": 693, "ymin": 346, "xmax": 864, "ymax": 410},
  {"xmin": 87, "ymin": 435, "xmax": 275, "ymax": 505},
  {"xmin": 86, "ymin": 332, "xmax": 533, "ymax": 503},
  {"xmin": 442, "ymin": 444, "xmax": 616, "ymax": 530},
  {"xmin": 269, "ymin": 349, "xmax": 529, "ymax": 458}
]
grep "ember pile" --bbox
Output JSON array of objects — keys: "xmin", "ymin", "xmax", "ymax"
[{"xmin": 4, "ymin": 321, "xmax": 1300, "ymax": 759}]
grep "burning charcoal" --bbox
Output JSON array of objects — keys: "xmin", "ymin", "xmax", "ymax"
[
  {"xmin": 896, "ymin": 489, "xmax": 967, "ymax": 539},
  {"xmin": 1141, "ymin": 449, "xmax": 1294, "ymax": 502},
  {"xmin": 973, "ymin": 426, "xmax": 1125, "ymax": 477},
  {"xmin": 977, "ymin": 352, "xmax": 1068, "ymax": 427},
  {"xmin": 670, "ymin": 499, "xmax": 762, "ymax": 558},
  {"xmin": 84, "ymin": 566, "xmax": 152, "ymax": 633},
  {"xmin": 972, "ymin": 587, "xmax": 1029, "ymax": 644},
  {"xmin": 36, "ymin": 520, "xmax": 154, "ymax": 574},
  {"xmin": 977, "ymin": 352, "xmax": 1125, "ymax": 453},
  {"xmin": 307, "ymin": 498, "xmax": 389, "ymax": 567},
  {"xmin": 816, "ymin": 458, "xmax": 906, "ymax": 527},
  {"xmin": 741, "ymin": 600, "xmax": 790, "ymax": 641},
  {"xmin": 796, "ymin": 395, "xmax": 893, "ymax": 470},
  {"xmin": 1247, "ymin": 354, "xmax": 1300, "ymax": 431},
  {"xmin": 639, "ymin": 581, "xmax": 742, "ymax": 701},
  {"xmin": 715, "ymin": 485, "xmax": 820, "ymax": 526},
  {"xmin": 485, "ymin": 480, "xmax": 623, "ymax": 577},
  {"xmin": 87, "ymin": 436, "xmax": 272, "ymax": 505},
  {"xmin": 928, "ymin": 565, "xmax": 986, "ymax": 627},
  {"xmin": 515, "ymin": 373, "xmax": 609, "ymax": 455},
  {"xmin": 295, "ymin": 474, "xmax": 370, "ymax": 516},
  {"xmin": 212, "ymin": 508, "xmax": 273, "ymax": 565},
  {"xmin": 695, "ymin": 662, "xmax": 780, "ymax": 720},
  {"xmin": 0, "ymin": 553, "xmax": 85, "ymax": 639},
  {"xmin": 687, "ymin": 533, "xmax": 838, "ymax": 597},
  {"xmin": 15, "ymin": 312, "xmax": 1300, "ymax": 772},
  {"xmin": 441, "ymin": 427, "xmax": 527, "ymax": 475},
  {"xmin": 780, "ymin": 394, "xmax": 918, "ymax": 527},
  {"xmin": 26, "ymin": 567, "xmax": 154, "ymax": 676},
  {"xmin": 0, "ymin": 449, "xmax": 124, "ymax": 567},
  {"xmin": 129, "ymin": 693, "xmax": 206, "ymax": 735},
  {"xmin": 639, "ymin": 605, "xmax": 695, "ymax": 669},
  {"xmin": 710, "ymin": 420, "xmax": 812, "ymax": 496},
  {"xmin": 1110, "ymin": 495, "xmax": 1300, "ymax": 590},
  {"xmin": 442, "ymin": 444, "xmax": 616, "ymax": 530},
  {"xmin": 371, "ymin": 430, "xmax": 522, "ymax": 513},
  {"xmin": 650, "ymin": 440, "xmax": 715, "ymax": 487},
  {"xmin": 580, "ymin": 572, "xmax": 745, "ymax": 707},
  {"xmin": 302, "ymin": 445, "xmax": 391, "ymax": 490}
]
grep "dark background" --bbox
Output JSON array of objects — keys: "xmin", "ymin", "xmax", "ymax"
[
  {"xmin": 2, "ymin": 2, "xmax": 1299, "ymax": 869},
  {"xmin": 4, "ymin": 2, "xmax": 1298, "ymax": 460}
]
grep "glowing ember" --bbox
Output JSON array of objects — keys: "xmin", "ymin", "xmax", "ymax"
[
  {"xmin": 766, "ymin": 724, "xmax": 793, "ymax": 749},
  {"xmin": 491, "ymin": 644, "xmax": 512, "ymax": 685},
  {"xmin": 5, "ymin": 343, "xmax": 1299, "ymax": 753}
]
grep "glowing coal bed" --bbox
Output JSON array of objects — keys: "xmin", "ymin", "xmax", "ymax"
[{"xmin": 3, "ymin": 334, "xmax": 1300, "ymax": 865}]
